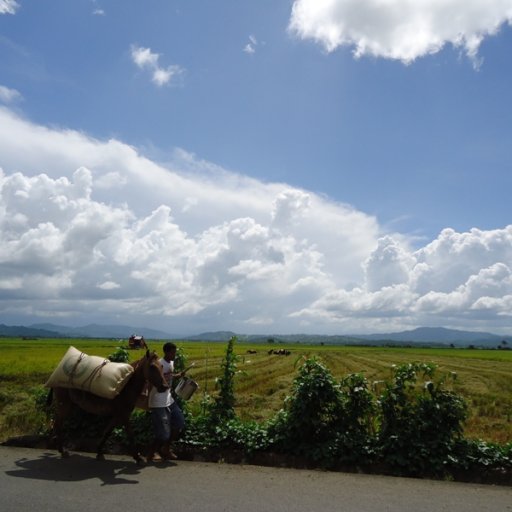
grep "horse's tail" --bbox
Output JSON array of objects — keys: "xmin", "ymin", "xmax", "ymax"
[{"xmin": 46, "ymin": 387, "xmax": 54, "ymax": 408}]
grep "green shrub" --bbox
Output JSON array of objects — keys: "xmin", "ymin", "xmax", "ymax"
[
  {"xmin": 182, "ymin": 415, "xmax": 270, "ymax": 455},
  {"xmin": 377, "ymin": 362, "xmax": 467, "ymax": 476},
  {"xmin": 267, "ymin": 357, "xmax": 345, "ymax": 462},
  {"xmin": 448, "ymin": 439, "xmax": 512, "ymax": 473},
  {"xmin": 334, "ymin": 373, "xmax": 377, "ymax": 464}
]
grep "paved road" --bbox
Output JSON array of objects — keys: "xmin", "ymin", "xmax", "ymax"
[{"xmin": 1, "ymin": 446, "xmax": 511, "ymax": 512}]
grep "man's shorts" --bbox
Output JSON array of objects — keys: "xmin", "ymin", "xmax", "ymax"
[{"xmin": 150, "ymin": 402, "xmax": 185, "ymax": 441}]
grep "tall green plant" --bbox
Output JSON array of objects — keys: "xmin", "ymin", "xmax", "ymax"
[
  {"xmin": 268, "ymin": 357, "xmax": 344, "ymax": 461},
  {"xmin": 208, "ymin": 336, "xmax": 239, "ymax": 424},
  {"xmin": 334, "ymin": 373, "xmax": 377, "ymax": 464}
]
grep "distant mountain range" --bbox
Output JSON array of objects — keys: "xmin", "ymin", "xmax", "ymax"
[
  {"xmin": 227, "ymin": 327, "xmax": 511, "ymax": 347},
  {"xmin": 0, "ymin": 323, "xmax": 510, "ymax": 348},
  {"xmin": 350, "ymin": 327, "xmax": 512, "ymax": 347}
]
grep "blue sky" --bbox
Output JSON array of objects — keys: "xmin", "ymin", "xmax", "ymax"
[{"xmin": 1, "ymin": 0, "xmax": 512, "ymax": 335}]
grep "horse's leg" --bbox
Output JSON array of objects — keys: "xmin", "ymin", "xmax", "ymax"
[
  {"xmin": 52, "ymin": 389, "xmax": 72, "ymax": 458},
  {"xmin": 96, "ymin": 416, "xmax": 118, "ymax": 461},
  {"xmin": 123, "ymin": 419, "xmax": 145, "ymax": 466},
  {"xmin": 96, "ymin": 416, "xmax": 144, "ymax": 466},
  {"xmin": 53, "ymin": 416, "xmax": 68, "ymax": 458}
]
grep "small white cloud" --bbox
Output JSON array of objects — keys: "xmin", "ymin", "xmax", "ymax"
[
  {"xmin": 131, "ymin": 46, "xmax": 159, "ymax": 69},
  {"xmin": 93, "ymin": 9, "xmax": 105, "ymax": 16},
  {"xmin": 289, "ymin": 0, "xmax": 512, "ymax": 67},
  {"xmin": 243, "ymin": 34, "xmax": 258, "ymax": 54},
  {"xmin": 152, "ymin": 65, "xmax": 183, "ymax": 87},
  {"xmin": 0, "ymin": 85, "xmax": 22, "ymax": 104},
  {"xmin": 131, "ymin": 45, "xmax": 184, "ymax": 87},
  {"xmin": 0, "ymin": 0, "xmax": 19, "ymax": 15}
]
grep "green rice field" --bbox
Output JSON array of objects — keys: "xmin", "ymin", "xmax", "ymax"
[{"xmin": 1, "ymin": 337, "xmax": 511, "ymax": 444}]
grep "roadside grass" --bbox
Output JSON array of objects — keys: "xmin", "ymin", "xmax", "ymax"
[
  {"xmin": 0, "ymin": 382, "xmax": 48, "ymax": 439},
  {"xmin": 0, "ymin": 338, "xmax": 511, "ymax": 443}
]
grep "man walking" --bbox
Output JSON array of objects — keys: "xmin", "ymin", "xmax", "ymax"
[{"xmin": 147, "ymin": 342, "xmax": 186, "ymax": 461}]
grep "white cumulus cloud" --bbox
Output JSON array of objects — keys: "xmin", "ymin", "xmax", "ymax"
[
  {"xmin": 294, "ymin": 226, "xmax": 512, "ymax": 333},
  {"xmin": 289, "ymin": 0, "xmax": 512, "ymax": 66},
  {"xmin": 1, "ymin": 106, "xmax": 511, "ymax": 334},
  {"xmin": 0, "ymin": 107, "xmax": 378, "ymax": 333}
]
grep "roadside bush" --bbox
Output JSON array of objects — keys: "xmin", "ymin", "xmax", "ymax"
[
  {"xmin": 334, "ymin": 373, "xmax": 377, "ymax": 464},
  {"xmin": 448, "ymin": 439, "xmax": 512, "ymax": 475},
  {"xmin": 182, "ymin": 415, "xmax": 270, "ymax": 455},
  {"xmin": 267, "ymin": 357, "xmax": 345, "ymax": 463},
  {"xmin": 377, "ymin": 362, "xmax": 467, "ymax": 477},
  {"xmin": 265, "ymin": 358, "xmax": 378, "ymax": 466}
]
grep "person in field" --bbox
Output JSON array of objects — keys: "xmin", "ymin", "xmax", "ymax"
[{"xmin": 147, "ymin": 342, "xmax": 186, "ymax": 462}]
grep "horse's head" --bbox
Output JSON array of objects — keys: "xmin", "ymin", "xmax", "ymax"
[{"xmin": 143, "ymin": 350, "xmax": 169, "ymax": 393}]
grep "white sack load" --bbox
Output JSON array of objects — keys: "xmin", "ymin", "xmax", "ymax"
[{"xmin": 45, "ymin": 346, "xmax": 134, "ymax": 399}]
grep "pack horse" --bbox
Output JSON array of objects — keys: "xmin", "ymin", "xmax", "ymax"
[{"xmin": 46, "ymin": 349, "xmax": 168, "ymax": 465}]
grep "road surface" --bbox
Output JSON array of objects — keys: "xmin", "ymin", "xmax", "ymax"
[{"xmin": 1, "ymin": 446, "xmax": 511, "ymax": 512}]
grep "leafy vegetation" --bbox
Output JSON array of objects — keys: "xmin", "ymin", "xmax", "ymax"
[
  {"xmin": 267, "ymin": 357, "xmax": 347, "ymax": 462},
  {"xmin": 207, "ymin": 335, "xmax": 239, "ymax": 424},
  {"xmin": 175, "ymin": 347, "xmax": 511, "ymax": 479},
  {"xmin": 376, "ymin": 363, "xmax": 467, "ymax": 476},
  {"xmin": 107, "ymin": 346, "xmax": 130, "ymax": 363}
]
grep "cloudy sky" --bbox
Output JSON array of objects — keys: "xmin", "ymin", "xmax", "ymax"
[{"xmin": 1, "ymin": 0, "xmax": 512, "ymax": 335}]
